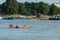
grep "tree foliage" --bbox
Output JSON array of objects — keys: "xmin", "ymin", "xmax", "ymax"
[
  {"xmin": 37, "ymin": 2, "xmax": 50, "ymax": 15},
  {"xmin": 0, "ymin": 0, "xmax": 60, "ymax": 16},
  {"xmin": 48, "ymin": 3, "xmax": 60, "ymax": 15},
  {"xmin": 0, "ymin": 0, "xmax": 18, "ymax": 15}
]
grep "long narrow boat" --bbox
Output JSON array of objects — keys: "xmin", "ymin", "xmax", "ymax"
[{"xmin": 9, "ymin": 25, "xmax": 32, "ymax": 29}]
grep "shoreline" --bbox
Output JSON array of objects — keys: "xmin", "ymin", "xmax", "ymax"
[{"xmin": 0, "ymin": 14, "xmax": 60, "ymax": 20}]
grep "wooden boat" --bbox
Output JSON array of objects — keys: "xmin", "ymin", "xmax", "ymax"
[
  {"xmin": 9, "ymin": 25, "xmax": 32, "ymax": 29},
  {"xmin": 15, "ymin": 25, "xmax": 32, "ymax": 29}
]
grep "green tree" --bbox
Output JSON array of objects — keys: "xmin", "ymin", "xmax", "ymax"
[
  {"xmin": 58, "ymin": 8, "xmax": 60, "ymax": 14},
  {"xmin": 0, "ymin": 0, "xmax": 18, "ymax": 15},
  {"xmin": 25, "ymin": 2, "xmax": 32, "ymax": 15},
  {"xmin": 37, "ymin": 2, "xmax": 50, "ymax": 15},
  {"xmin": 48, "ymin": 3, "xmax": 59, "ymax": 15},
  {"xmin": 30, "ymin": 2, "xmax": 37, "ymax": 15},
  {"xmin": 18, "ymin": 3, "xmax": 27, "ymax": 15}
]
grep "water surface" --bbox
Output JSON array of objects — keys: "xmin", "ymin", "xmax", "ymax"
[{"xmin": 0, "ymin": 19, "xmax": 60, "ymax": 40}]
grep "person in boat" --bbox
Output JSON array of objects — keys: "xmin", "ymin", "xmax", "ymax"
[
  {"xmin": 9, "ymin": 24, "xmax": 14, "ymax": 28},
  {"xmin": 15, "ymin": 25, "xmax": 25, "ymax": 28},
  {"xmin": 15, "ymin": 25, "xmax": 18, "ymax": 28},
  {"xmin": 15, "ymin": 25, "xmax": 32, "ymax": 28},
  {"xmin": 9, "ymin": 24, "xmax": 32, "ymax": 29}
]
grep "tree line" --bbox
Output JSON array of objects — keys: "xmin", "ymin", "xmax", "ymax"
[{"xmin": 0, "ymin": 0, "xmax": 60, "ymax": 16}]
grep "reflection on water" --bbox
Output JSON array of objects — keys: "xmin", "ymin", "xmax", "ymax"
[{"xmin": 0, "ymin": 19, "xmax": 60, "ymax": 40}]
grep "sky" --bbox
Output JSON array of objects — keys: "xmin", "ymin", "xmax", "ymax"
[{"xmin": 0, "ymin": 0, "xmax": 60, "ymax": 4}]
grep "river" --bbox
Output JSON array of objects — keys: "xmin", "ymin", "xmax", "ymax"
[{"xmin": 0, "ymin": 19, "xmax": 60, "ymax": 40}]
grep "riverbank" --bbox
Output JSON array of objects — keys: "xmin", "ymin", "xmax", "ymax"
[
  {"xmin": 0, "ymin": 14, "xmax": 60, "ymax": 20},
  {"xmin": 1, "ymin": 14, "xmax": 36, "ymax": 20}
]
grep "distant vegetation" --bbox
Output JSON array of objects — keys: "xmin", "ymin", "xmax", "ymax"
[{"xmin": 0, "ymin": 0, "xmax": 60, "ymax": 16}]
